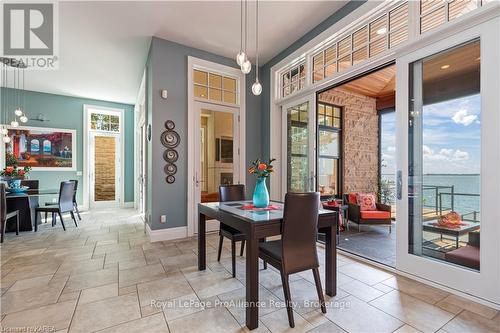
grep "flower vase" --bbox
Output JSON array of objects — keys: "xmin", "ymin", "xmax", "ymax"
[{"xmin": 253, "ymin": 177, "xmax": 269, "ymax": 208}]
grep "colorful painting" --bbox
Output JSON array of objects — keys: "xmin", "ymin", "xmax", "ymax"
[{"xmin": 4, "ymin": 126, "xmax": 76, "ymax": 170}]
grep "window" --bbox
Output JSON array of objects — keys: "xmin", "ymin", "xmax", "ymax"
[
  {"xmin": 90, "ymin": 113, "xmax": 120, "ymax": 132},
  {"xmin": 286, "ymin": 102, "xmax": 310, "ymax": 192},
  {"xmin": 193, "ymin": 69, "xmax": 238, "ymax": 104},
  {"xmin": 420, "ymin": 0, "xmax": 480, "ymax": 34},
  {"xmin": 281, "ymin": 63, "xmax": 306, "ymax": 98},
  {"xmin": 312, "ymin": 3, "xmax": 409, "ymax": 83},
  {"xmin": 317, "ymin": 103, "xmax": 342, "ymax": 197}
]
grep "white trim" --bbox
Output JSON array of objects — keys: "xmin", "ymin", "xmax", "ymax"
[
  {"xmin": 122, "ymin": 202, "xmax": 135, "ymax": 208},
  {"xmin": 146, "ymin": 224, "xmax": 188, "ymax": 242},
  {"xmin": 187, "ymin": 56, "xmax": 246, "ymax": 238},
  {"xmin": 134, "ymin": 71, "xmax": 146, "ymax": 212},
  {"xmin": 1, "ymin": 125, "xmax": 77, "ymax": 171},
  {"xmin": 83, "ymin": 104, "xmax": 125, "ymax": 210}
]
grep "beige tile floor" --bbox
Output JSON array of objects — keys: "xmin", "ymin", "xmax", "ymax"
[{"xmin": 1, "ymin": 208, "xmax": 499, "ymax": 333}]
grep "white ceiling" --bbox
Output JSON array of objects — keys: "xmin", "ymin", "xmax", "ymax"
[{"xmin": 23, "ymin": 1, "xmax": 348, "ymax": 104}]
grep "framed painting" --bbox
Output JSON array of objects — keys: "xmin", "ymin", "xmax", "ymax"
[{"xmin": 3, "ymin": 126, "xmax": 77, "ymax": 171}]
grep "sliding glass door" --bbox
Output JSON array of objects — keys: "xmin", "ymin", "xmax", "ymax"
[{"xmin": 396, "ymin": 19, "xmax": 500, "ymax": 303}]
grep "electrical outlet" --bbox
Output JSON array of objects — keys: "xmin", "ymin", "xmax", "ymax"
[
  {"xmin": 76, "ymin": 171, "xmax": 82, "ymax": 176},
  {"xmin": 52, "ymin": 198, "xmax": 57, "ymax": 203},
  {"xmin": 160, "ymin": 215, "xmax": 167, "ymax": 223}
]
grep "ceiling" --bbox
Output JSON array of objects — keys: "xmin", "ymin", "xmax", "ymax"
[
  {"xmin": 18, "ymin": 1, "xmax": 349, "ymax": 105},
  {"xmin": 338, "ymin": 65, "xmax": 396, "ymax": 98}
]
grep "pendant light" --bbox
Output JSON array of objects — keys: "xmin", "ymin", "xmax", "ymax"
[
  {"xmin": 236, "ymin": 0, "xmax": 246, "ymax": 66},
  {"xmin": 251, "ymin": 0, "xmax": 262, "ymax": 95},
  {"xmin": 240, "ymin": 0, "xmax": 252, "ymax": 74}
]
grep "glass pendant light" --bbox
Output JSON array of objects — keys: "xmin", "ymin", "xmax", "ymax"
[
  {"xmin": 20, "ymin": 114, "xmax": 28, "ymax": 123},
  {"xmin": 251, "ymin": 0, "xmax": 262, "ymax": 95},
  {"xmin": 236, "ymin": 0, "xmax": 246, "ymax": 66},
  {"xmin": 240, "ymin": 0, "xmax": 251, "ymax": 74}
]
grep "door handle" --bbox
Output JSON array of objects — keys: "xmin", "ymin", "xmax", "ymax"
[
  {"xmin": 397, "ymin": 170, "xmax": 402, "ymax": 200},
  {"xmin": 194, "ymin": 173, "xmax": 200, "ymax": 187}
]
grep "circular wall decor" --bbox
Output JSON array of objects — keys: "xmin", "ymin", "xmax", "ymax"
[
  {"xmin": 166, "ymin": 175, "xmax": 175, "ymax": 184},
  {"xmin": 165, "ymin": 120, "xmax": 175, "ymax": 130},
  {"xmin": 164, "ymin": 163, "xmax": 177, "ymax": 175},
  {"xmin": 160, "ymin": 130, "xmax": 180, "ymax": 148},
  {"xmin": 163, "ymin": 149, "xmax": 178, "ymax": 163}
]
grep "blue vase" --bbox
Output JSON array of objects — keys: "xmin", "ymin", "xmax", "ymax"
[
  {"xmin": 8, "ymin": 179, "xmax": 21, "ymax": 189},
  {"xmin": 253, "ymin": 177, "xmax": 269, "ymax": 208}
]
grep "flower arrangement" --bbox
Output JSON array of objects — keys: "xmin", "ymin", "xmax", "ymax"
[
  {"xmin": 248, "ymin": 158, "xmax": 275, "ymax": 179},
  {"xmin": 0, "ymin": 165, "xmax": 31, "ymax": 178}
]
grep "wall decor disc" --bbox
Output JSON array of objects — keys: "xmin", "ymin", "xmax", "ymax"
[
  {"xmin": 163, "ymin": 149, "xmax": 178, "ymax": 163},
  {"xmin": 164, "ymin": 163, "xmax": 177, "ymax": 175},
  {"xmin": 160, "ymin": 130, "xmax": 180, "ymax": 148},
  {"xmin": 165, "ymin": 120, "xmax": 175, "ymax": 130},
  {"xmin": 166, "ymin": 175, "xmax": 175, "ymax": 184}
]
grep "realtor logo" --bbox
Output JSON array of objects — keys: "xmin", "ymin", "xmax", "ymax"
[{"xmin": 3, "ymin": 3, "xmax": 54, "ymax": 55}]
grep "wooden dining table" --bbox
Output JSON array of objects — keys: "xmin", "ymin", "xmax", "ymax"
[
  {"xmin": 6, "ymin": 189, "xmax": 59, "ymax": 232},
  {"xmin": 198, "ymin": 200, "xmax": 338, "ymax": 330}
]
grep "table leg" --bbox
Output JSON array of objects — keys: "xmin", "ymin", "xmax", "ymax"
[
  {"xmin": 456, "ymin": 236, "xmax": 459, "ymax": 249},
  {"xmin": 246, "ymin": 236, "xmax": 259, "ymax": 330},
  {"xmin": 324, "ymin": 223, "xmax": 337, "ymax": 297},
  {"xmin": 198, "ymin": 213, "xmax": 206, "ymax": 271}
]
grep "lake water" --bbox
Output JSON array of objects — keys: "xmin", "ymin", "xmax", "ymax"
[{"xmin": 382, "ymin": 174, "xmax": 480, "ymax": 218}]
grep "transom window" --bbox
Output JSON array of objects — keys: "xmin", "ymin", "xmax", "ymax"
[
  {"xmin": 90, "ymin": 112, "xmax": 120, "ymax": 132},
  {"xmin": 313, "ymin": 3, "xmax": 409, "ymax": 83},
  {"xmin": 193, "ymin": 69, "xmax": 238, "ymax": 104},
  {"xmin": 281, "ymin": 62, "xmax": 306, "ymax": 98}
]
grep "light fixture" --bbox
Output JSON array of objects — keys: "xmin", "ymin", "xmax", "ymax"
[
  {"xmin": 14, "ymin": 108, "xmax": 22, "ymax": 116},
  {"xmin": 236, "ymin": 0, "xmax": 246, "ymax": 66},
  {"xmin": 2, "ymin": 136, "xmax": 11, "ymax": 143},
  {"xmin": 251, "ymin": 0, "xmax": 262, "ymax": 96},
  {"xmin": 240, "ymin": 0, "xmax": 251, "ymax": 74},
  {"xmin": 440, "ymin": 64, "xmax": 450, "ymax": 70},
  {"xmin": 20, "ymin": 115, "xmax": 28, "ymax": 123},
  {"xmin": 0, "ymin": 128, "xmax": 7, "ymax": 135},
  {"xmin": 10, "ymin": 120, "xmax": 19, "ymax": 128},
  {"xmin": 376, "ymin": 27, "xmax": 387, "ymax": 35}
]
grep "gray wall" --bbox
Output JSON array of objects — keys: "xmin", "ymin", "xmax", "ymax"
[
  {"xmin": 146, "ymin": 37, "xmax": 261, "ymax": 230},
  {"xmin": 260, "ymin": 1, "xmax": 367, "ymax": 162}
]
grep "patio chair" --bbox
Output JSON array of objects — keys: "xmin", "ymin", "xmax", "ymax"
[{"xmin": 344, "ymin": 193, "xmax": 392, "ymax": 233}]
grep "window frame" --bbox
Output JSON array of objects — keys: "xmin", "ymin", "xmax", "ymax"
[{"xmin": 193, "ymin": 68, "xmax": 240, "ymax": 106}]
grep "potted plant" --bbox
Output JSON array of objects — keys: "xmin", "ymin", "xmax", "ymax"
[
  {"xmin": 0, "ymin": 165, "xmax": 31, "ymax": 188},
  {"xmin": 248, "ymin": 158, "xmax": 275, "ymax": 208}
]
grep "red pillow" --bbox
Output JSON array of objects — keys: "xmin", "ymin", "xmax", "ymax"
[
  {"xmin": 348, "ymin": 193, "xmax": 357, "ymax": 204},
  {"xmin": 356, "ymin": 193, "xmax": 377, "ymax": 211}
]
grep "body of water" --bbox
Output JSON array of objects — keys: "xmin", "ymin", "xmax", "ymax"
[{"xmin": 382, "ymin": 174, "xmax": 480, "ymax": 218}]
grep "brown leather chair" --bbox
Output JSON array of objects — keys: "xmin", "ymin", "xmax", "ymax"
[
  {"xmin": 35, "ymin": 181, "xmax": 77, "ymax": 231},
  {"xmin": 218, "ymin": 184, "xmax": 247, "ymax": 278},
  {"xmin": 259, "ymin": 192, "xmax": 326, "ymax": 328},
  {"xmin": 20, "ymin": 179, "xmax": 39, "ymax": 189},
  {"xmin": 1, "ymin": 183, "xmax": 19, "ymax": 243}
]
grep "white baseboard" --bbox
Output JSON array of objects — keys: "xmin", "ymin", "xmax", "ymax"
[
  {"xmin": 122, "ymin": 202, "xmax": 135, "ymax": 208},
  {"xmin": 146, "ymin": 224, "xmax": 188, "ymax": 242}
]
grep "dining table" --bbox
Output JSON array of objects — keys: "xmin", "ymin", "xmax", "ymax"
[
  {"xmin": 5, "ymin": 188, "xmax": 59, "ymax": 232},
  {"xmin": 198, "ymin": 200, "xmax": 338, "ymax": 330}
]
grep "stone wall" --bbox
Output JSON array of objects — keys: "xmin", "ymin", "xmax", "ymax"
[
  {"xmin": 318, "ymin": 87, "xmax": 379, "ymax": 194},
  {"xmin": 94, "ymin": 136, "xmax": 116, "ymax": 201}
]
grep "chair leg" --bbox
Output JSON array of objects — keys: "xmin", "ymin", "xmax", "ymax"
[
  {"xmin": 34, "ymin": 210, "xmax": 38, "ymax": 232},
  {"xmin": 15, "ymin": 213, "xmax": 19, "ymax": 236},
  {"xmin": 1, "ymin": 219, "xmax": 5, "ymax": 243},
  {"xmin": 231, "ymin": 239, "xmax": 236, "ymax": 278},
  {"xmin": 312, "ymin": 268, "xmax": 326, "ymax": 314},
  {"xmin": 44, "ymin": 212, "xmax": 48, "ymax": 224},
  {"xmin": 358, "ymin": 223, "xmax": 361, "ymax": 232},
  {"xmin": 52, "ymin": 213, "xmax": 56, "ymax": 227},
  {"xmin": 217, "ymin": 235, "xmax": 223, "ymax": 262},
  {"xmin": 389, "ymin": 225, "xmax": 392, "ymax": 233},
  {"xmin": 263, "ymin": 260, "xmax": 267, "ymax": 270},
  {"xmin": 240, "ymin": 240, "xmax": 245, "ymax": 256},
  {"xmin": 74, "ymin": 203, "xmax": 82, "ymax": 220},
  {"xmin": 58, "ymin": 212, "xmax": 66, "ymax": 231},
  {"xmin": 280, "ymin": 272, "xmax": 295, "ymax": 328},
  {"xmin": 70, "ymin": 211, "xmax": 78, "ymax": 227}
]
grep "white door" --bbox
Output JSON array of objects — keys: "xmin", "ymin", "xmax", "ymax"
[
  {"xmin": 281, "ymin": 94, "xmax": 316, "ymax": 198},
  {"xmin": 89, "ymin": 132, "xmax": 121, "ymax": 208},
  {"xmin": 192, "ymin": 101, "xmax": 241, "ymax": 234},
  {"xmin": 395, "ymin": 18, "xmax": 500, "ymax": 304},
  {"xmin": 138, "ymin": 123, "xmax": 147, "ymax": 214}
]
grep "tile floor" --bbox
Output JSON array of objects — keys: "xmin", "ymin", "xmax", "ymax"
[{"xmin": 0, "ymin": 208, "xmax": 498, "ymax": 333}]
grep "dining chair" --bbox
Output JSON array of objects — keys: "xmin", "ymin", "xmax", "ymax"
[
  {"xmin": 1, "ymin": 183, "xmax": 19, "ymax": 243},
  {"xmin": 20, "ymin": 179, "xmax": 39, "ymax": 190},
  {"xmin": 218, "ymin": 184, "xmax": 247, "ymax": 278},
  {"xmin": 258, "ymin": 192, "xmax": 326, "ymax": 328},
  {"xmin": 35, "ymin": 181, "xmax": 77, "ymax": 231},
  {"xmin": 69, "ymin": 179, "xmax": 81, "ymax": 220}
]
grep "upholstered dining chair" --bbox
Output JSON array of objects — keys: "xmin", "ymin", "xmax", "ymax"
[
  {"xmin": 20, "ymin": 179, "xmax": 39, "ymax": 190},
  {"xmin": 218, "ymin": 184, "xmax": 247, "ymax": 278},
  {"xmin": 258, "ymin": 192, "xmax": 326, "ymax": 328},
  {"xmin": 69, "ymin": 179, "xmax": 81, "ymax": 220},
  {"xmin": 35, "ymin": 181, "xmax": 77, "ymax": 231},
  {"xmin": 1, "ymin": 183, "xmax": 19, "ymax": 243}
]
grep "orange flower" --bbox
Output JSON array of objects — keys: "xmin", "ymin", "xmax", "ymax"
[
  {"xmin": 5, "ymin": 166, "xmax": 14, "ymax": 173},
  {"xmin": 18, "ymin": 170, "xmax": 25, "ymax": 176},
  {"xmin": 248, "ymin": 167, "xmax": 255, "ymax": 174},
  {"xmin": 258, "ymin": 163, "xmax": 267, "ymax": 171}
]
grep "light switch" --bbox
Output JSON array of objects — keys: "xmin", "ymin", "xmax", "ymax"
[
  {"xmin": 160, "ymin": 215, "xmax": 167, "ymax": 223},
  {"xmin": 76, "ymin": 171, "xmax": 82, "ymax": 176}
]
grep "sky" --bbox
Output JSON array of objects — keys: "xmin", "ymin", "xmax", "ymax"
[{"xmin": 381, "ymin": 94, "xmax": 481, "ymax": 175}]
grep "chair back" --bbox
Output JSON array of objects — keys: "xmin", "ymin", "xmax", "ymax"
[
  {"xmin": 0, "ymin": 183, "xmax": 7, "ymax": 221},
  {"xmin": 58, "ymin": 181, "xmax": 75, "ymax": 213},
  {"xmin": 21, "ymin": 180, "xmax": 39, "ymax": 190},
  {"xmin": 69, "ymin": 179, "xmax": 78, "ymax": 203},
  {"xmin": 219, "ymin": 184, "xmax": 245, "ymax": 202},
  {"xmin": 281, "ymin": 192, "xmax": 320, "ymax": 274}
]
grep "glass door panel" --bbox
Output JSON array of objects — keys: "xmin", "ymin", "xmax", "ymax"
[
  {"xmin": 286, "ymin": 102, "xmax": 310, "ymax": 192},
  {"xmin": 408, "ymin": 40, "xmax": 481, "ymax": 271}
]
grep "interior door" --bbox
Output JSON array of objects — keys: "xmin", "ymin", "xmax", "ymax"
[
  {"xmin": 139, "ymin": 124, "xmax": 146, "ymax": 214},
  {"xmin": 193, "ymin": 101, "xmax": 240, "ymax": 234},
  {"xmin": 281, "ymin": 94, "xmax": 316, "ymax": 197},
  {"xmin": 89, "ymin": 132, "xmax": 120, "ymax": 207},
  {"xmin": 395, "ymin": 18, "xmax": 500, "ymax": 304}
]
